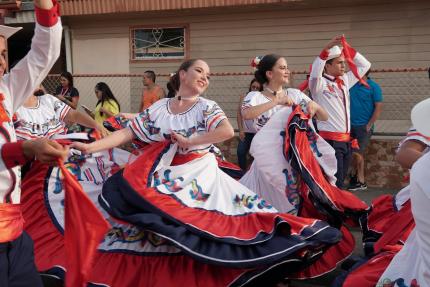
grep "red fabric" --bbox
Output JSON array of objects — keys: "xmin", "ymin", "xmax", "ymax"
[
  {"xmin": 367, "ymin": 195, "xmax": 397, "ymax": 234},
  {"xmin": 35, "ymin": 0, "xmax": 60, "ymax": 28},
  {"xmin": 340, "ymin": 36, "xmax": 370, "ymax": 88},
  {"xmin": 21, "ymin": 162, "xmax": 64, "ymax": 271},
  {"xmin": 59, "ymin": 160, "xmax": 110, "ymax": 287},
  {"xmin": 335, "ymin": 77, "xmax": 345, "ymax": 89},
  {"xmin": 1, "ymin": 141, "xmax": 28, "ymax": 169},
  {"xmin": 343, "ymin": 251, "xmax": 396, "ymax": 287},
  {"xmin": 0, "ymin": 203, "xmax": 23, "ymax": 243},
  {"xmin": 319, "ymin": 49, "xmax": 330, "ymax": 60},
  {"xmin": 351, "ymin": 139, "xmax": 359, "ymax": 150},
  {"xmin": 216, "ymin": 158, "xmax": 242, "ymax": 171},
  {"xmin": 318, "ymin": 130, "xmax": 351, "ymax": 142},
  {"xmin": 291, "ymin": 226, "xmax": 355, "ymax": 279},
  {"xmin": 0, "ymin": 93, "xmax": 10, "ymax": 123},
  {"xmin": 123, "ymin": 141, "xmax": 323, "ymax": 240},
  {"xmin": 90, "ymin": 252, "xmax": 249, "ymax": 287},
  {"xmin": 373, "ymin": 200, "xmax": 414, "ymax": 253},
  {"xmin": 286, "ymin": 107, "xmax": 368, "ymax": 214},
  {"xmin": 171, "ymin": 152, "xmax": 206, "ymax": 166}
]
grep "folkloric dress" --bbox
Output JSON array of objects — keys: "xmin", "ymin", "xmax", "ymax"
[{"xmin": 15, "ymin": 94, "xmax": 70, "ymax": 140}]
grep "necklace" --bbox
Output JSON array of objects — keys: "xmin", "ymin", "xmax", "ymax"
[
  {"xmin": 176, "ymin": 95, "xmax": 199, "ymax": 101},
  {"xmin": 265, "ymin": 87, "xmax": 283, "ymax": 96}
]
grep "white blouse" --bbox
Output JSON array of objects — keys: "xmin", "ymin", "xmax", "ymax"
[
  {"xmin": 15, "ymin": 94, "xmax": 71, "ymax": 140},
  {"xmin": 241, "ymin": 88, "xmax": 311, "ymax": 132},
  {"xmin": 129, "ymin": 97, "xmax": 227, "ymax": 154}
]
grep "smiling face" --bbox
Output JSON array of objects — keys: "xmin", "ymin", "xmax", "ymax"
[
  {"xmin": 266, "ymin": 57, "xmax": 290, "ymax": 85},
  {"xmin": 179, "ymin": 59, "xmax": 210, "ymax": 95},
  {"xmin": 325, "ymin": 55, "xmax": 346, "ymax": 77},
  {"xmin": 0, "ymin": 36, "xmax": 7, "ymax": 79}
]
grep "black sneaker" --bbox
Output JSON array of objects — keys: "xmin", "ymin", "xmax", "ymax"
[
  {"xmin": 349, "ymin": 174, "xmax": 357, "ymax": 185},
  {"xmin": 348, "ymin": 182, "xmax": 367, "ymax": 191}
]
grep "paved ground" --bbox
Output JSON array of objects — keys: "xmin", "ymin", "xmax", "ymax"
[{"xmin": 290, "ymin": 187, "xmax": 398, "ymax": 287}]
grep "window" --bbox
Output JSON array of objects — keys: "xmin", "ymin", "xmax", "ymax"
[{"xmin": 131, "ymin": 26, "xmax": 187, "ymax": 61}]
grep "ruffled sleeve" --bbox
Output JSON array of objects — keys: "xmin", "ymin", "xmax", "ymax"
[
  {"xmin": 241, "ymin": 91, "xmax": 260, "ymax": 111},
  {"xmin": 128, "ymin": 101, "xmax": 164, "ymax": 143},
  {"xmin": 204, "ymin": 100, "xmax": 227, "ymax": 132},
  {"xmin": 51, "ymin": 95, "xmax": 71, "ymax": 121}
]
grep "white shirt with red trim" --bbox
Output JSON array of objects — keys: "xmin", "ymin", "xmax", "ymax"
[
  {"xmin": 0, "ymin": 5, "xmax": 62, "ymax": 204},
  {"xmin": 15, "ymin": 94, "xmax": 71, "ymax": 140},
  {"xmin": 241, "ymin": 88, "xmax": 311, "ymax": 132},
  {"xmin": 400, "ymin": 125, "xmax": 430, "ymax": 148},
  {"xmin": 309, "ymin": 50, "xmax": 371, "ymax": 134},
  {"xmin": 129, "ymin": 97, "xmax": 227, "ymax": 154}
]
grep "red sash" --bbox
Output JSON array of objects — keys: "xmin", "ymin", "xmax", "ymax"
[
  {"xmin": 318, "ymin": 131, "xmax": 351, "ymax": 142},
  {"xmin": 0, "ymin": 203, "xmax": 23, "ymax": 243}
]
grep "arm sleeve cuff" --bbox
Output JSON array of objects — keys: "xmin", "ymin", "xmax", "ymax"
[
  {"xmin": 1, "ymin": 141, "xmax": 28, "ymax": 169},
  {"xmin": 319, "ymin": 49, "xmax": 330, "ymax": 60},
  {"xmin": 35, "ymin": 0, "xmax": 60, "ymax": 27}
]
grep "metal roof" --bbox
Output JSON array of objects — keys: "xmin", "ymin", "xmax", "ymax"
[{"xmin": 58, "ymin": 0, "xmax": 290, "ymax": 16}]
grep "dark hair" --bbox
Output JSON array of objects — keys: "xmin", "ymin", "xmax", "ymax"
[
  {"xmin": 167, "ymin": 59, "xmax": 199, "ymax": 92},
  {"xmin": 95, "ymin": 82, "xmax": 121, "ymax": 115},
  {"xmin": 60, "ymin": 72, "xmax": 74, "ymax": 87},
  {"xmin": 144, "ymin": 70, "xmax": 156, "ymax": 83},
  {"xmin": 248, "ymin": 78, "xmax": 263, "ymax": 92},
  {"xmin": 254, "ymin": 54, "xmax": 282, "ymax": 85},
  {"xmin": 166, "ymin": 81, "xmax": 176, "ymax": 98},
  {"xmin": 326, "ymin": 58, "xmax": 335, "ymax": 65}
]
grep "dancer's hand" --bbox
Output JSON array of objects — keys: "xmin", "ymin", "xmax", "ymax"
[
  {"xmin": 23, "ymin": 138, "xmax": 69, "ymax": 165},
  {"xmin": 239, "ymin": 130, "xmax": 245, "ymax": 141},
  {"xmin": 70, "ymin": 142, "xmax": 91, "ymax": 154},
  {"xmin": 275, "ymin": 93, "xmax": 294, "ymax": 106},
  {"xmin": 307, "ymin": 101, "xmax": 318, "ymax": 117},
  {"xmin": 96, "ymin": 125, "xmax": 110, "ymax": 138},
  {"xmin": 171, "ymin": 131, "xmax": 192, "ymax": 149},
  {"xmin": 118, "ymin": 112, "xmax": 138, "ymax": 120},
  {"xmin": 324, "ymin": 35, "xmax": 344, "ymax": 50}
]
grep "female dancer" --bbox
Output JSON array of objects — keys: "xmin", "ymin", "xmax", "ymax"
[
  {"xmin": 15, "ymin": 86, "xmax": 107, "ymax": 140},
  {"xmin": 70, "ymin": 58, "xmax": 344, "ymax": 286},
  {"xmin": 240, "ymin": 54, "xmax": 330, "ymax": 214}
]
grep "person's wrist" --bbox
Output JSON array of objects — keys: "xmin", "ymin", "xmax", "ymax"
[
  {"xmin": 187, "ymin": 136, "xmax": 196, "ymax": 146},
  {"xmin": 22, "ymin": 141, "xmax": 36, "ymax": 160}
]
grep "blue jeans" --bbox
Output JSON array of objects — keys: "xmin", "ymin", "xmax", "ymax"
[{"xmin": 237, "ymin": 132, "xmax": 255, "ymax": 170}]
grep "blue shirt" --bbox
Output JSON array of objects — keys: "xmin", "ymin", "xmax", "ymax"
[{"xmin": 350, "ymin": 78, "xmax": 383, "ymax": 126}]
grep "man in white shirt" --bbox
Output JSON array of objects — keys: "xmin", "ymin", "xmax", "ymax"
[
  {"xmin": 309, "ymin": 35, "xmax": 371, "ymax": 188},
  {"xmin": 0, "ymin": 1, "xmax": 67, "ymax": 285}
]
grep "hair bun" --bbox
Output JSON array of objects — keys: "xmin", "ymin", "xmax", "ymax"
[{"xmin": 251, "ymin": 56, "xmax": 263, "ymax": 71}]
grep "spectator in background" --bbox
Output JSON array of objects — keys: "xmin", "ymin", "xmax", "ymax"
[
  {"xmin": 139, "ymin": 70, "xmax": 165, "ymax": 111},
  {"xmin": 236, "ymin": 79, "xmax": 262, "ymax": 170},
  {"xmin": 55, "ymin": 71, "xmax": 79, "ymax": 109},
  {"xmin": 89, "ymin": 82, "xmax": 121, "ymax": 125},
  {"xmin": 348, "ymin": 71, "xmax": 383, "ymax": 191}
]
